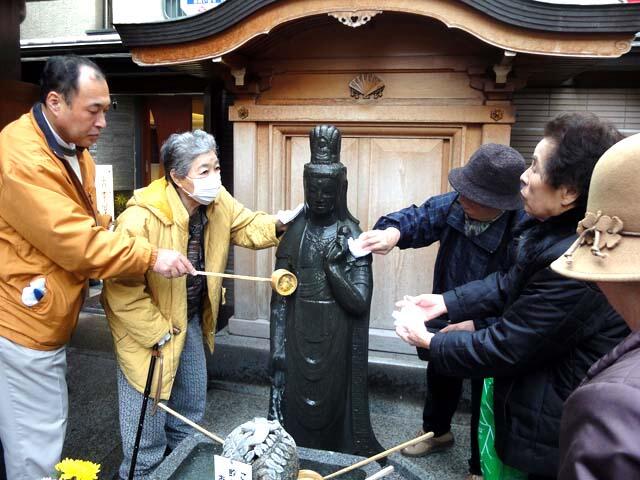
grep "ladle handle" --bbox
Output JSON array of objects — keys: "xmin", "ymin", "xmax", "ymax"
[
  {"xmin": 323, "ymin": 432, "xmax": 434, "ymax": 480},
  {"xmin": 193, "ymin": 270, "xmax": 271, "ymax": 283},
  {"xmin": 364, "ymin": 466, "xmax": 394, "ymax": 480},
  {"xmin": 156, "ymin": 403, "xmax": 225, "ymax": 444}
]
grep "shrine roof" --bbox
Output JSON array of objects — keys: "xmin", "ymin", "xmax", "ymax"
[{"xmin": 115, "ymin": 0, "xmax": 640, "ymax": 48}]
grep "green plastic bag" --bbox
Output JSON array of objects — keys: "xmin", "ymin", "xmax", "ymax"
[{"xmin": 478, "ymin": 378, "xmax": 526, "ymax": 480}]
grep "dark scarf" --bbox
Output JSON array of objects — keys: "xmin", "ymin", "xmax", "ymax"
[{"xmin": 514, "ymin": 208, "xmax": 584, "ymax": 267}]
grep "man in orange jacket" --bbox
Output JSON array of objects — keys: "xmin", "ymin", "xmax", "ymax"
[{"xmin": 0, "ymin": 55, "xmax": 193, "ymax": 480}]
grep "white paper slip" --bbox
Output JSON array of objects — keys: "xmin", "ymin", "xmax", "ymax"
[{"xmin": 348, "ymin": 237, "xmax": 372, "ymax": 258}]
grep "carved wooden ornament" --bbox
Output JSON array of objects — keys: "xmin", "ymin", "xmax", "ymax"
[
  {"xmin": 328, "ymin": 10, "xmax": 381, "ymax": 28},
  {"xmin": 349, "ymin": 73, "xmax": 385, "ymax": 100},
  {"xmin": 490, "ymin": 108, "xmax": 504, "ymax": 122},
  {"xmin": 237, "ymin": 106, "xmax": 249, "ymax": 119}
]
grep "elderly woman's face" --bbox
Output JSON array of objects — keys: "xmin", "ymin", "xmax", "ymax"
[
  {"xmin": 175, "ymin": 151, "xmax": 221, "ymax": 194},
  {"xmin": 187, "ymin": 151, "xmax": 220, "ymax": 180},
  {"xmin": 520, "ymin": 138, "xmax": 576, "ymax": 220}
]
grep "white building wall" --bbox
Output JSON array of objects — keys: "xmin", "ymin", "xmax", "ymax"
[
  {"xmin": 21, "ymin": 0, "xmax": 167, "ymax": 40},
  {"xmin": 112, "ymin": 0, "xmax": 165, "ymax": 24},
  {"xmin": 21, "ymin": 0, "xmax": 104, "ymax": 39}
]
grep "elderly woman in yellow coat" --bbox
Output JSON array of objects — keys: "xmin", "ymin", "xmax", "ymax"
[{"xmin": 102, "ymin": 129, "xmax": 283, "ymax": 479}]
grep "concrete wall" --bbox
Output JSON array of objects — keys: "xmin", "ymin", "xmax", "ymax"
[
  {"xmin": 21, "ymin": 0, "xmax": 104, "ymax": 39},
  {"xmin": 90, "ymin": 95, "xmax": 137, "ymax": 191}
]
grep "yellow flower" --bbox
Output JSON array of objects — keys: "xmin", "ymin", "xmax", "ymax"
[{"xmin": 55, "ymin": 458, "xmax": 101, "ymax": 480}]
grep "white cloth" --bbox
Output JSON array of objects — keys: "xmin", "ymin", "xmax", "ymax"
[
  {"xmin": 275, "ymin": 203, "xmax": 304, "ymax": 224},
  {"xmin": 392, "ymin": 301, "xmax": 427, "ymax": 327},
  {"xmin": 347, "ymin": 236, "xmax": 372, "ymax": 258},
  {"xmin": 0, "ymin": 335, "xmax": 68, "ymax": 480}
]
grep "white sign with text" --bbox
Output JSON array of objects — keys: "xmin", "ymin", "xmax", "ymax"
[{"xmin": 213, "ymin": 455, "xmax": 252, "ymax": 480}]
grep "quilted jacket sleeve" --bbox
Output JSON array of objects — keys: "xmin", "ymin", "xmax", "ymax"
[
  {"xmin": 558, "ymin": 382, "xmax": 640, "ymax": 480},
  {"xmin": 373, "ymin": 192, "xmax": 455, "ymax": 249},
  {"xmin": 225, "ymin": 191, "xmax": 279, "ymax": 249},
  {"xmin": 430, "ymin": 268, "xmax": 600, "ymax": 379},
  {"xmin": 442, "ymin": 266, "xmax": 516, "ymax": 323}
]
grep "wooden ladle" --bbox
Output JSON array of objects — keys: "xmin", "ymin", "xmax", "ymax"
[
  {"xmin": 297, "ymin": 432, "xmax": 434, "ymax": 480},
  {"xmin": 193, "ymin": 268, "xmax": 298, "ymax": 296}
]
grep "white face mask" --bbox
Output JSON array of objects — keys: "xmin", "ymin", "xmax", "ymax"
[{"xmin": 181, "ymin": 173, "xmax": 221, "ymax": 205}]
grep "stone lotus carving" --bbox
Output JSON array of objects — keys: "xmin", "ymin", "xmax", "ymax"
[
  {"xmin": 349, "ymin": 73, "xmax": 385, "ymax": 100},
  {"xmin": 222, "ymin": 417, "xmax": 299, "ymax": 480}
]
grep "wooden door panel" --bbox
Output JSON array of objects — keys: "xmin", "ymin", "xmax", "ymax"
[{"xmin": 365, "ymin": 138, "xmax": 444, "ymax": 330}]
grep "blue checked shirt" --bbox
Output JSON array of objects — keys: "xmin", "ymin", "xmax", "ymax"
[{"xmin": 374, "ymin": 191, "xmax": 522, "ymax": 329}]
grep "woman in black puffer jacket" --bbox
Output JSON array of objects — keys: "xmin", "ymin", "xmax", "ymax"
[{"xmin": 394, "ymin": 113, "xmax": 629, "ymax": 480}]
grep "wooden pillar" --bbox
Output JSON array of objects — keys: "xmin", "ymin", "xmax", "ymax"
[
  {"xmin": 230, "ymin": 121, "xmax": 260, "ymax": 332},
  {"xmin": 0, "ymin": 0, "xmax": 38, "ymax": 132},
  {"xmin": 0, "ymin": 0, "xmax": 23, "ymax": 82},
  {"xmin": 481, "ymin": 123, "xmax": 512, "ymax": 145}
]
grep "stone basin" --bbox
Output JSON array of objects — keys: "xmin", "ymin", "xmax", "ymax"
[{"xmin": 152, "ymin": 433, "xmax": 425, "ymax": 480}]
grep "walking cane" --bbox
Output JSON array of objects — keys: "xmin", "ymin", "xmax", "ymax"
[{"xmin": 128, "ymin": 344, "xmax": 160, "ymax": 480}]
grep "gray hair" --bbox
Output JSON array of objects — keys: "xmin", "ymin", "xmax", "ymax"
[{"xmin": 161, "ymin": 129, "xmax": 217, "ymax": 181}]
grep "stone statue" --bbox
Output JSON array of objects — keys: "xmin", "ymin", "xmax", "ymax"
[
  {"xmin": 268, "ymin": 125, "xmax": 382, "ymax": 457},
  {"xmin": 222, "ymin": 417, "xmax": 299, "ymax": 480}
]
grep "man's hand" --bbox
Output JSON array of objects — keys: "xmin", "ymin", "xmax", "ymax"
[
  {"xmin": 152, "ymin": 249, "xmax": 195, "ymax": 278},
  {"xmin": 395, "ymin": 294, "xmax": 447, "ymax": 321},
  {"xmin": 440, "ymin": 320, "xmax": 475, "ymax": 333},
  {"xmin": 358, "ymin": 227, "xmax": 400, "ymax": 255}
]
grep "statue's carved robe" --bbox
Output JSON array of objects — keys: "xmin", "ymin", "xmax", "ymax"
[{"xmin": 269, "ymin": 211, "xmax": 382, "ymax": 457}]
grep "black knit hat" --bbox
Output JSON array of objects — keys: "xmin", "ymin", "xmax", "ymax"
[{"xmin": 448, "ymin": 143, "xmax": 526, "ymax": 210}]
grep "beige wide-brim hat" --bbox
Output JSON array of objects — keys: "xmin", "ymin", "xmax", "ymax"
[{"xmin": 551, "ymin": 133, "xmax": 640, "ymax": 282}]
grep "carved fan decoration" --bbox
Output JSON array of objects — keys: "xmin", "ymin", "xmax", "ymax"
[
  {"xmin": 328, "ymin": 10, "xmax": 381, "ymax": 28},
  {"xmin": 349, "ymin": 73, "xmax": 385, "ymax": 100}
]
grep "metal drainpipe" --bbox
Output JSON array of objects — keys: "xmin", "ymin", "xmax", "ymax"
[{"xmin": 103, "ymin": 0, "xmax": 112, "ymax": 29}]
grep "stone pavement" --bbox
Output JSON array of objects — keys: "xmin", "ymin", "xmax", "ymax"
[{"xmin": 62, "ymin": 312, "xmax": 474, "ymax": 480}]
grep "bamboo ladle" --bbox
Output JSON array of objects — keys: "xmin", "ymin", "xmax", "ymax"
[
  {"xmin": 159, "ymin": 402, "xmax": 428, "ymax": 480},
  {"xmin": 193, "ymin": 268, "xmax": 298, "ymax": 296},
  {"xmin": 156, "ymin": 403, "xmax": 224, "ymax": 444},
  {"xmin": 297, "ymin": 431, "xmax": 434, "ymax": 480}
]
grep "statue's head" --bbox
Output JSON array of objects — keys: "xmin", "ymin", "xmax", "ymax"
[{"xmin": 303, "ymin": 125, "xmax": 356, "ymax": 222}]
